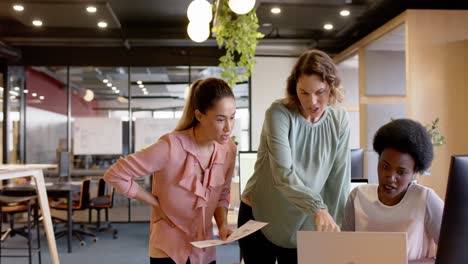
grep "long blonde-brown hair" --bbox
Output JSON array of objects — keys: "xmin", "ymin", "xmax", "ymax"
[
  {"xmin": 174, "ymin": 78, "xmax": 234, "ymax": 131},
  {"xmin": 284, "ymin": 49, "xmax": 344, "ymax": 108}
]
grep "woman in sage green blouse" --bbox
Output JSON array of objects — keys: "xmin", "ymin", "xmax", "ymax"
[{"xmin": 238, "ymin": 49, "xmax": 351, "ymax": 263}]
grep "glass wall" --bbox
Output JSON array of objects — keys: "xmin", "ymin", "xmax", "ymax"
[
  {"xmin": 2, "ymin": 64, "xmax": 251, "ymax": 222},
  {"xmin": 7, "ymin": 66, "xmax": 24, "ymax": 164},
  {"xmin": 25, "ymin": 66, "xmax": 67, "ymax": 165}
]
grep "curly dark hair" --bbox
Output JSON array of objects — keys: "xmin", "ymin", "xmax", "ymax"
[{"xmin": 373, "ymin": 119, "xmax": 434, "ymax": 174}]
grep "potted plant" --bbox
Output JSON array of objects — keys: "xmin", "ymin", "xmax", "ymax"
[{"xmin": 212, "ymin": 0, "xmax": 264, "ymax": 87}]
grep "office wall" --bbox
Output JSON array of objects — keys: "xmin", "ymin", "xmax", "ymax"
[
  {"xmin": 26, "ymin": 68, "xmax": 98, "ymax": 116},
  {"xmin": 251, "ymin": 56, "xmax": 296, "ymax": 150},
  {"xmin": 406, "ymin": 10, "xmax": 468, "ymax": 197}
]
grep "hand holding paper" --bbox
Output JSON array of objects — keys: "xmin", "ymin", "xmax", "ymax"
[{"xmin": 190, "ymin": 220, "xmax": 268, "ymax": 248}]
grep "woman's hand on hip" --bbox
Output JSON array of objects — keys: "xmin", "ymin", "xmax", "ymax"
[
  {"xmin": 217, "ymin": 224, "xmax": 233, "ymax": 240},
  {"xmin": 153, "ymin": 205, "xmax": 175, "ymax": 228},
  {"xmin": 315, "ymin": 209, "xmax": 340, "ymax": 232}
]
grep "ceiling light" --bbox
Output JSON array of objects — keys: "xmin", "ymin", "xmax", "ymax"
[
  {"xmin": 228, "ymin": 0, "xmax": 256, "ymax": 15},
  {"xmin": 187, "ymin": 0, "xmax": 212, "ymax": 23},
  {"xmin": 83, "ymin": 89, "xmax": 94, "ymax": 102},
  {"xmin": 10, "ymin": 95, "xmax": 16, "ymax": 100},
  {"xmin": 13, "ymin": 4, "xmax": 24, "ymax": 12},
  {"xmin": 24, "ymin": 89, "xmax": 28, "ymax": 94},
  {"xmin": 97, "ymin": 21, "xmax": 108, "ymax": 28},
  {"xmin": 117, "ymin": 96, "xmax": 128, "ymax": 104},
  {"xmin": 136, "ymin": 80, "xmax": 142, "ymax": 85},
  {"xmin": 106, "ymin": 83, "xmax": 112, "ymax": 87},
  {"xmin": 32, "ymin": 92, "xmax": 37, "ymax": 97},
  {"xmin": 111, "ymin": 86, "xmax": 117, "ymax": 90},
  {"xmin": 324, "ymin": 23, "xmax": 334, "ymax": 30},
  {"xmin": 0, "ymin": 87, "xmax": 3, "ymax": 90},
  {"xmin": 138, "ymin": 84, "xmax": 144, "ymax": 88},
  {"xmin": 86, "ymin": 6, "xmax": 97, "ymax": 13},
  {"xmin": 103, "ymin": 79, "xmax": 109, "ymax": 83},
  {"xmin": 14, "ymin": 86, "xmax": 20, "ymax": 91},
  {"xmin": 114, "ymin": 90, "xmax": 120, "ymax": 94},
  {"xmin": 187, "ymin": 21, "xmax": 210, "ymax": 43},
  {"xmin": 340, "ymin": 9, "xmax": 350, "ymax": 16},
  {"xmin": 39, "ymin": 95, "xmax": 45, "ymax": 100},
  {"xmin": 32, "ymin": 20, "xmax": 43, "ymax": 27},
  {"xmin": 262, "ymin": 23, "xmax": 272, "ymax": 27},
  {"xmin": 271, "ymin": 7, "xmax": 281, "ymax": 14},
  {"xmin": 142, "ymin": 88, "xmax": 147, "ymax": 92},
  {"xmin": 143, "ymin": 91, "xmax": 148, "ymax": 95},
  {"xmin": 9, "ymin": 91, "xmax": 19, "ymax": 96}
]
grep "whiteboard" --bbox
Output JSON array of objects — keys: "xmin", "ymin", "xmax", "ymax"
[
  {"xmin": 73, "ymin": 118, "xmax": 122, "ymax": 155},
  {"xmin": 135, "ymin": 118, "xmax": 178, "ymax": 151}
]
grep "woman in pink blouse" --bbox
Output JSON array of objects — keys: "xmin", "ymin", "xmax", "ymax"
[{"xmin": 104, "ymin": 78, "xmax": 237, "ymax": 264}]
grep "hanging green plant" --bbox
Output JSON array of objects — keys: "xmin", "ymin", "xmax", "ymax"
[{"xmin": 212, "ymin": 0, "xmax": 264, "ymax": 87}]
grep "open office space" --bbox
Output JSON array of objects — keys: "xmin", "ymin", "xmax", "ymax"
[{"xmin": 0, "ymin": 1, "xmax": 468, "ymax": 264}]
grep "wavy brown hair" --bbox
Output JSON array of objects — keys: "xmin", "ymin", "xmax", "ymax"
[{"xmin": 284, "ymin": 49, "xmax": 344, "ymax": 108}]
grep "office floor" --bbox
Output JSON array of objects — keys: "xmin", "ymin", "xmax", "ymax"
[{"xmin": 0, "ymin": 222, "xmax": 241, "ymax": 264}]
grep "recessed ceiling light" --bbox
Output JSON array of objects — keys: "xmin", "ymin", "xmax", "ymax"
[
  {"xmin": 136, "ymin": 80, "xmax": 142, "ymax": 85},
  {"xmin": 32, "ymin": 20, "xmax": 43, "ymax": 27},
  {"xmin": 97, "ymin": 21, "xmax": 108, "ymax": 28},
  {"xmin": 114, "ymin": 90, "xmax": 120, "ymax": 94},
  {"xmin": 106, "ymin": 83, "xmax": 112, "ymax": 87},
  {"xmin": 262, "ymin": 23, "xmax": 272, "ymax": 27},
  {"xmin": 271, "ymin": 7, "xmax": 281, "ymax": 14},
  {"xmin": 324, "ymin": 23, "xmax": 334, "ymax": 30},
  {"xmin": 138, "ymin": 84, "xmax": 144, "ymax": 88},
  {"xmin": 24, "ymin": 89, "xmax": 29, "ymax": 94},
  {"xmin": 13, "ymin": 4, "xmax": 24, "ymax": 12},
  {"xmin": 340, "ymin": 9, "xmax": 350, "ymax": 16},
  {"xmin": 39, "ymin": 95, "xmax": 45, "ymax": 100},
  {"xmin": 86, "ymin": 6, "xmax": 97, "ymax": 13},
  {"xmin": 32, "ymin": 92, "xmax": 37, "ymax": 97},
  {"xmin": 102, "ymin": 79, "xmax": 109, "ymax": 83},
  {"xmin": 14, "ymin": 86, "xmax": 20, "ymax": 91},
  {"xmin": 111, "ymin": 86, "xmax": 117, "ymax": 90}
]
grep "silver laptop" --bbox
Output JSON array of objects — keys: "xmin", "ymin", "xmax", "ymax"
[{"xmin": 297, "ymin": 231, "xmax": 407, "ymax": 264}]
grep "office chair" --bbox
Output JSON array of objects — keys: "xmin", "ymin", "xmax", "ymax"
[
  {"xmin": 0, "ymin": 194, "xmax": 41, "ymax": 264},
  {"xmin": 87, "ymin": 178, "xmax": 118, "ymax": 239},
  {"xmin": 51, "ymin": 178, "xmax": 97, "ymax": 246}
]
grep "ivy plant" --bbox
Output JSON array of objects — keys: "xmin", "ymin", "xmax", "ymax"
[{"xmin": 212, "ymin": 0, "xmax": 264, "ymax": 87}]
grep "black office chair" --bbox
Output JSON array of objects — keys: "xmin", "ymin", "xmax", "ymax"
[
  {"xmin": 51, "ymin": 178, "xmax": 97, "ymax": 246},
  {"xmin": 87, "ymin": 178, "xmax": 118, "ymax": 239},
  {"xmin": 0, "ymin": 194, "xmax": 41, "ymax": 264}
]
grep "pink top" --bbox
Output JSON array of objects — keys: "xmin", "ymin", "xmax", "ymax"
[{"xmin": 104, "ymin": 128, "xmax": 236, "ymax": 264}]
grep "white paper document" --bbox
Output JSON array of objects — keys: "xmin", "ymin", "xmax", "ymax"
[{"xmin": 190, "ymin": 220, "xmax": 268, "ymax": 248}]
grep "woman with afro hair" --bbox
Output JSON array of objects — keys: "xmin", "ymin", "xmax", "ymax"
[{"xmin": 343, "ymin": 119, "xmax": 444, "ymax": 261}]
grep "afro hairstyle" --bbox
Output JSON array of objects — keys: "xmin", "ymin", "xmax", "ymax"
[{"xmin": 373, "ymin": 118, "xmax": 434, "ymax": 174}]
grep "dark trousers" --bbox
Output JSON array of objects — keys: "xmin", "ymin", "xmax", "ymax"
[
  {"xmin": 238, "ymin": 202, "xmax": 298, "ymax": 264},
  {"xmin": 150, "ymin": 258, "xmax": 215, "ymax": 264}
]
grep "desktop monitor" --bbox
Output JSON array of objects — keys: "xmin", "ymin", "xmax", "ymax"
[
  {"xmin": 436, "ymin": 155, "xmax": 468, "ymax": 264},
  {"xmin": 351, "ymin": 149, "xmax": 364, "ymax": 179},
  {"xmin": 57, "ymin": 151, "xmax": 70, "ymax": 179}
]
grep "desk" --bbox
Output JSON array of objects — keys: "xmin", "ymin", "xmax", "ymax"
[
  {"xmin": 0, "ymin": 164, "xmax": 59, "ymax": 264},
  {"xmin": 3, "ymin": 182, "xmax": 78, "ymax": 253}
]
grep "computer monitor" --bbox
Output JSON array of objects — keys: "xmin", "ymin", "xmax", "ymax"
[
  {"xmin": 351, "ymin": 149, "xmax": 364, "ymax": 179},
  {"xmin": 436, "ymin": 155, "xmax": 468, "ymax": 264},
  {"xmin": 350, "ymin": 178, "xmax": 368, "ymax": 193},
  {"xmin": 57, "ymin": 151, "xmax": 70, "ymax": 181}
]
